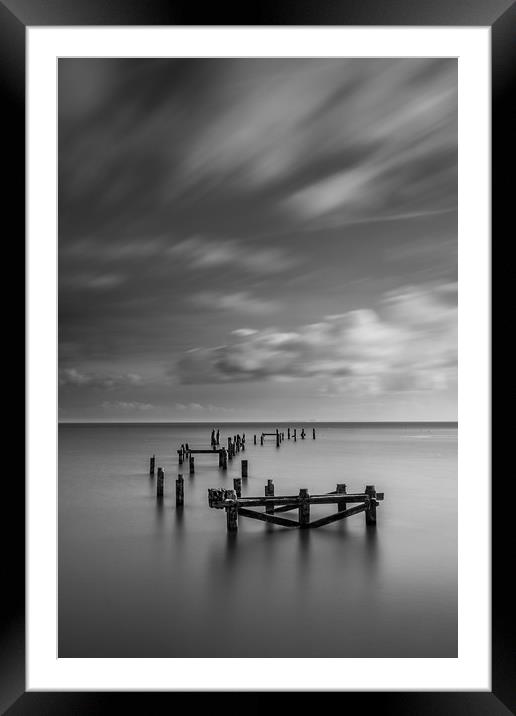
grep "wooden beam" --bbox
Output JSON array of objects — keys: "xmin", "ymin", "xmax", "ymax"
[
  {"xmin": 237, "ymin": 507, "xmax": 299, "ymax": 528},
  {"xmin": 308, "ymin": 503, "xmax": 367, "ymax": 529},
  {"xmin": 272, "ymin": 503, "xmax": 299, "ymax": 514},
  {"xmin": 187, "ymin": 449, "xmax": 223, "ymax": 454}
]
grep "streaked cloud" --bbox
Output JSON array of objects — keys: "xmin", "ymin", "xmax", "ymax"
[
  {"xmin": 60, "ymin": 369, "xmax": 144, "ymax": 389},
  {"xmin": 178, "ymin": 283, "xmax": 457, "ymax": 394},
  {"xmin": 190, "ymin": 291, "xmax": 280, "ymax": 315},
  {"xmin": 168, "ymin": 235, "xmax": 296, "ymax": 273},
  {"xmin": 101, "ymin": 400, "xmax": 153, "ymax": 411}
]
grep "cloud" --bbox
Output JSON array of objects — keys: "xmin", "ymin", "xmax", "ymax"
[
  {"xmin": 231, "ymin": 328, "xmax": 258, "ymax": 337},
  {"xmin": 59, "ymin": 369, "xmax": 144, "ymax": 389},
  {"xmin": 177, "ymin": 283, "xmax": 457, "ymax": 393},
  {"xmin": 168, "ymin": 235, "xmax": 295, "ymax": 274},
  {"xmin": 101, "ymin": 400, "xmax": 153, "ymax": 411},
  {"xmin": 60, "ymin": 272, "xmax": 127, "ymax": 291},
  {"xmin": 190, "ymin": 291, "xmax": 279, "ymax": 315}
]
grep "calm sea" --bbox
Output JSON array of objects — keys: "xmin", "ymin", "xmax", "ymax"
[{"xmin": 58, "ymin": 422, "xmax": 457, "ymax": 657}]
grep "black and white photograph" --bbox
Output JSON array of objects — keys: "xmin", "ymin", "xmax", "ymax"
[{"xmin": 58, "ymin": 56, "xmax": 459, "ymax": 659}]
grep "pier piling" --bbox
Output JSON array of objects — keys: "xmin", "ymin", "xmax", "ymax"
[
  {"xmin": 298, "ymin": 488, "xmax": 310, "ymax": 527},
  {"xmin": 226, "ymin": 490, "xmax": 238, "ymax": 532},
  {"xmin": 234, "ymin": 477, "xmax": 242, "ymax": 498},
  {"xmin": 189, "ymin": 456, "xmax": 195, "ymax": 475},
  {"xmin": 241, "ymin": 460, "xmax": 248, "ymax": 478},
  {"xmin": 365, "ymin": 485, "xmax": 377, "ymax": 526},
  {"xmin": 149, "ymin": 455, "xmax": 155, "ymax": 476},
  {"xmin": 265, "ymin": 479, "xmax": 275, "ymax": 514},
  {"xmin": 336, "ymin": 483, "xmax": 347, "ymax": 512},
  {"xmin": 157, "ymin": 467, "xmax": 164, "ymax": 498},
  {"xmin": 176, "ymin": 474, "xmax": 184, "ymax": 506}
]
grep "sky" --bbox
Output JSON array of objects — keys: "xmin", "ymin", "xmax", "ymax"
[{"xmin": 58, "ymin": 58, "xmax": 457, "ymax": 422}]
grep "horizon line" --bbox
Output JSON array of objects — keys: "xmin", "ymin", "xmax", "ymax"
[{"xmin": 59, "ymin": 419, "xmax": 458, "ymax": 425}]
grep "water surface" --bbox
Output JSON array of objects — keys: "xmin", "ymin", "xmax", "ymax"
[{"xmin": 58, "ymin": 422, "xmax": 457, "ymax": 657}]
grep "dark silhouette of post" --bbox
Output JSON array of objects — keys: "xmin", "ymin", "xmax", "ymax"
[
  {"xmin": 298, "ymin": 488, "xmax": 310, "ymax": 527},
  {"xmin": 149, "ymin": 455, "xmax": 155, "ymax": 476},
  {"xmin": 241, "ymin": 460, "xmax": 248, "ymax": 478},
  {"xmin": 336, "ymin": 483, "xmax": 347, "ymax": 512},
  {"xmin": 176, "ymin": 474, "xmax": 184, "ymax": 506},
  {"xmin": 365, "ymin": 485, "xmax": 377, "ymax": 525},
  {"xmin": 226, "ymin": 490, "xmax": 238, "ymax": 532},
  {"xmin": 157, "ymin": 467, "xmax": 164, "ymax": 498},
  {"xmin": 189, "ymin": 456, "xmax": 195, "ymax": 475},
  {"xmin": 265, "ymin": 479, "xmax": 274, "ymax": 514},
  {"xmin": 233, "ymin": 477, "xmax": 242, "ymax": 498}
]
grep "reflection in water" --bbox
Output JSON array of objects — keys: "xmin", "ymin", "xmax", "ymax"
[{"xmin": 59, "ymin": 423, "xmax": 457, "ymax": 657}]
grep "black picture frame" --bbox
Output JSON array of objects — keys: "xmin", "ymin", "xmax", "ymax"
[{"xmin": 3, "ymin": 0, "xmax": 506, "ymax": 712}]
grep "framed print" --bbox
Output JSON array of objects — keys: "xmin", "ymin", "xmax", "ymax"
[{"xmin": 3, "ymin": 0, "xmax": 507, "ymax": 711}]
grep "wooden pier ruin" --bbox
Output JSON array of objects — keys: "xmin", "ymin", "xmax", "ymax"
[
  {"xmin": 208, "ymin": 482, "xmax": 384, "ymax": 532},
  {"xmin": 149, "ymin": 427, "xmax": 384, "ymax": 534}
]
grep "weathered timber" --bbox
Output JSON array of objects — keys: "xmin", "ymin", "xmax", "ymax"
[
  {"xmin": 336, "ymin": 483, "xmax": 347, "ymax": 512},
  {"xmin": 294, "ymin": 428, "xmax": 297, "ymax": 441},
  {"xmin": 365, "ymin": 485, "xmax": 377, "ymax": 526},
  {"xmin": 308, "ymin": 503, "xmax": 368, "ymax": 529},
  {"xmin": 272, "ymin": 503, "xmax": 299, "ymax": 514},
  {"xmin": 265, "ymin": 479, "xmax": 274, "ymax": 514},
  {"xmin": 149, "ymin": 455, "xmax": 155, "ymax": 475},
  {"xmin": 157, "ymin": 467, "xmax": 164, "ymax": 498},
  {"xmin": 212, "ymin": 493, "xmax": 374, "ymax": 508},
  {"xmin": 298, "ymin": 488, "xmax": 310, "ymax": 528},
  {"xmin": 237, "ymin": 507, "xmax": 300, "ymax": 528},
  {"xmin": 177, "ymin": 450, "xmax": 183, "ymax": 465},
  {"xmin": 254, "ymin": 434, "xmax": 257, "ymax": 445},
  {"xmin": 225, "ymin": 489, "xmax": 238, "ymax": 532},
  {"xmin": 208, "ymin": 486, "xmax": 384, "ymax": 530},
  {"xmin": 288, "ymin": 428, "xmax": 291, "ymax": 439},
  {"xmin": 313, "ymin": 428, "xmax": 316, "ymax": 439},
  {"xmin": 260, "ymin": 434, "xmax": 264, "ymax": 445},
  {"xmin": 189, "ymin": 456, "xmax": 195, "ymax": 475},
  {"xmin": 176, "ymin": 474, "xmax": 184, "ymax": 506},
  {"xmin": 241, "ymin": 460, "xmax": 248, "ymax": 478},
  {"xmin": 233, "ymin": 477, "xmax": 242, "ymax": 498},
  {"xmin": 187, "ymin": 449, "xmax": 223, "ymax": 454}
]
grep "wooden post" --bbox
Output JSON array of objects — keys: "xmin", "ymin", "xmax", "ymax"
[
  {"xmin": 218, "ymin": 450, "xmax": 223, "ymax": 467},
  {"xmin": 254, "ymin": 434, "xmax": 257, "ymax": 445},
  {"xmin": 157, "ymin": 467, "xmax": 164, "ymax": 498},
  {"xmin": 336, "ymin": 483, "xmax": 347, "ymax": 512},
  {"xmin": 149, "ymin": 455, "xmax": 155, "ymax": 475},
  {"xmin": 228, "ymin": 438, "xmax": 233, "ymax": 460},
  {"xmin": 177, "ymin": 450, "xmax": 183, "ymax": 465},
  {"xmin": 242, "ymin": 434, "xmax": 245, "ymax": 450},
  {"xmin": 298, "ymin": 488, "xmax": 310, "ymax": 527},
  {"xmin": 288, "ymin": 428, "xmax": 290, "ymax": 439},
  {"xmin": 265, "ymin": 479, "xmax": 274, "ymax": 514},
  {"xmin": 365, "ymin": 485, "xmax": 377, "ymax": 526},
  {"xmin": 176, "ymin": 474, "xmax": 184, "ymax": 506},
  {"xmin": 189, "ymin": 456, "xmax": 195, "ymax": 475},
  {"xmin": 276, "ymin": 429, "xmax": 280, "ymax": 448},
  {"xmin": 260, "ymin": 434, "xmax": 264, "ymax": 446},
  {"xmin": 226, "ymin": 490, "xmax": 238, "ymax": 532},
  {"xmin": 233, "ymin": 477, "xmax": 242, "ymax": 498},
  {"xmin": 241, "ymin": 460, "xmax": 248, "ymax": 478},
  {"xmin": 313, "ymin": 428, "xmax": 316, "ymax": 439},
  {"xmin": 294, "ymin": 428, "xmax": 297, "ymax": 441}
]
